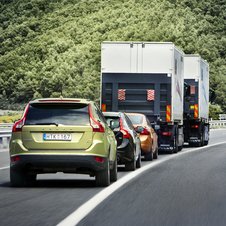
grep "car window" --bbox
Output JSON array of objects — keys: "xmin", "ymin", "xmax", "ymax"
[
  {"xmin": 124, "ymin": 115, "xmax": 135, "ymax": 130},
  {"xmin": 94, "ymin": 104, "xmax": 107, "ymax": 124},
  {"xmin": 25, "ymin": 104, "xmax": 90, "ymax": 126},
  {"xmin": 146, "ymin": 117, "xmax": 153, "ymax": 128},
  {"xmin": 127, "ymin": 115, "xmax": 143, "ymax": 124}
]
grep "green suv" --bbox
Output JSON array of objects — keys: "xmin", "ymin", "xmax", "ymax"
[{"xmin": 9, "ymin": 98, "xmax": 117, "ymax": 187}]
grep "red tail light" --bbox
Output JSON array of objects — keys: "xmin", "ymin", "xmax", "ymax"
[
  {"xmin": 11, "ymin": 156, "xmax": 20, "ymax": 162},
  {"xmin": 161, "ymin": 132, "xmax": 171, "ymax": 136},
  {"xmin": 89, "ymin": 105, "xmax": 104, "ymax": 133},
  {"xmin": 94, "ymin": 156, "xmax": 104, "ymax": 163},
  {"xmin": 120, "ymin": 129, "xmax": 131, "ymax": 138},
  {"xmin": 119, "ymin": 118, "xmax": 131, "ymax": 138},
  {"xmin": 140, "ymin": 128, "xmax": 150, "ymax": 135},
  {"xmin": 191, "ymin": 125, "xmax": 199, "ymax": 129},
  {"xmin": 12, "ymin": 104, "xmax": 30, "ymax": 132}
]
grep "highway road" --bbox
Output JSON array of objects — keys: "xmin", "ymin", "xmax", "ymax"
[{"xmin": 0, "ymin": 129, "xmax": 226, "ymax": 226}]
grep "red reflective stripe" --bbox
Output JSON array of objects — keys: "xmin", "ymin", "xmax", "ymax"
[
  {"xmin": 194, "ymin": 104, "xmax": 198, "ymax": 118},
  {"xmin": 166, "ymin": 105, "xmax": 171, "ymax": 122},
  {"xmin": 101, "ymin": 104, "xmax": 106, "ymax": 112}
]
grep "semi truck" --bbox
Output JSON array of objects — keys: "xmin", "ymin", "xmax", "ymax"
[
  {"xmin": 183, "ymin": 55, "xmax": 210, "ymax": 146},
  {"xmin": 101, "ymin": 42, "xmax": 185, "ymax": 153}
]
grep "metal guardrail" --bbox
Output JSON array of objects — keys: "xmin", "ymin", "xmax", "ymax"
[
  {"xmin": 209, "ymin": 120, "xmax": 226, "ymax": 128},
  {"xmin": 219, "ymin": 114, "xmax": 226, "ymax": 120},
  {"xmin": 0, "ymin": 123, "xmax": 13, "ymax": 149}
]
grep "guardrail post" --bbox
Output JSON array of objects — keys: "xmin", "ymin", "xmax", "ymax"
[{"xmin": 0, "ymin": 137, "xmax": 2, "ymax": 149}]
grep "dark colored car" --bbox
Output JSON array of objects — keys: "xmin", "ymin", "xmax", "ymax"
[
  {"xmin": 103, "ymin": 112, "xmax": 141, "ymax": 171},
  {"xmin": 9, "ymin": 98, "xmax": 117, "ymax": 187}
]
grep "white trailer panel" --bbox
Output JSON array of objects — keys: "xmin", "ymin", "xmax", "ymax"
[
  {"xmin": 101, "ymin": 42, "xmax": 184, "ymax": 124},
  {"xmin": 184, "ymin": 55, "xmax": 209, "ymax": 120}
]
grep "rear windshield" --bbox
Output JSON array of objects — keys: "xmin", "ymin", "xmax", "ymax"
[
  {"xmin": 25, "ymin": 104, "xmax": 90, "ymax": 126},
  {"xmin": 127, "ymin": 115, "xmax": 143, "ymax": 124}
]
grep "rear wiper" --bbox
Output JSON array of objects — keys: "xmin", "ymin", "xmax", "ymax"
[{"xmin": 35, "ymin": 123, "xmax": 58, "ymax": 126}]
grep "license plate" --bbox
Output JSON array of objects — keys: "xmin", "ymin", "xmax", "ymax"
[{"xmin": 43, "ymin": 134, "xmax": 71, "ymax": 141}]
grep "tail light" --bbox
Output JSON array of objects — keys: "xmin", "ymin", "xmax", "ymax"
[
  {"xmin": 161, "ymin": 132, "xmax": 171, "ymax": 136},
  {"xmin": 120, "ymin": 129, "xmax": 131, "ymax": 138},
  {"xmin": 89, "ymin": 105, "xmax": 104, "ymax": 133},
  {"xmin": 94, "ymin": 156, "xmax": 104, "ymax": 163},
  {"xmin": 11, "ymin": 156, "xmax": 20, "ymax": 162},
  {"xmin": 140, "ymin": 128, "xmax": 150, "ymax": 135},
  {"xmin": 12, "ymin": 104, "xmax": 30, "ymax": 132},
  {"xmin": 191, "ymin": 125, "xmax": 199, "ymax": 129},
  {"xmin": 119, "ymin": 118, "xmax": 131, "ymax": 138}
]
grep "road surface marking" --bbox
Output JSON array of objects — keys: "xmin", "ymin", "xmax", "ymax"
[
  {"xmin": 0, "ymin": 166, "xmax": 9, "ymax": 170},
  {"xmin": 0, "ymin": 149, "xmax": 8, "ymax": 153},
  {"xmin": 57, "ymin": 141, "xmax": 226, "ymax": 226}
]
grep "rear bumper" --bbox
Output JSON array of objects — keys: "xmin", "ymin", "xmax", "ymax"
[
  {"xmin": 10, "ymin": 154, "xmax": 108, "ymax": 175},
  {"xmin": 117, "ymin": 140, "xmax": 134, "ymax": 164}
]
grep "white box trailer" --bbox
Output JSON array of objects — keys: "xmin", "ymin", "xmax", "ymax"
[
  {"xmin": 101, "ymin": 42, "xmax": 184, "ymax": 153},
  {"xmin": 101, "ymin": 41, "xmax": 184, "ymax": 124},
  {"xmin": 183, "ymin": 55, "xmax": 210, "ymax": 146}
]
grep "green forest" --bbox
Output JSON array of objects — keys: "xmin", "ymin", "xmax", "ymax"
[{"xmin": 0, "ymin": 0, "xmax": 226, "ymax": 118}]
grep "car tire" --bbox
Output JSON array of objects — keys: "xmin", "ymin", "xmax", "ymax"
[
  {"xmin": 125, "ymin": 151, "xmax": 136, "ymax": 171},
  {"xmin": 10, "ymin": 167, "xmax": 26, "ymax": 187},
  {"xmin": 153, "ymin": 145, "xmax": 158, "ymax": 159},
  {"xmin": 178, "ymin": 145, "xmax": 183, "ymax": 152},
  {"xmin": 96, "ymin": 158, "xmax": 110, "ymax": 187},
  {"xmin": 145, "ymin": 143, "xmax": 153, "ymax": 161},
  {"xmin": 27, "ymin": 174, "xmax": 37, "ymax": 184},
  {"xmin": 110, "ymin": 159, "xmax": 117, "ymax": 182},
  {"xmin": 136, "ymin": 153, "xmax": 141, "ymax": 168}
]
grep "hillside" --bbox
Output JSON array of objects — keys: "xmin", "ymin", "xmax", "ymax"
[{"xmin": 0, "ymin": 0, "xmax": 226, "ymax": 112}]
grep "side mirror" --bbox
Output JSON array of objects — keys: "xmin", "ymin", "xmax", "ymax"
[
  {"xmin": 210, "ymin": 88, "xmax": 216, "ymax": 105},
  {"xmin": 110, "ymin": 119, "xmax": 120, "ymax": 129},
  {"xmin": 154, "ymin": 125, "xmax": 160, "ymax": 130},
  {"xmin": 135, "ymin": 126, "xmax": 144, "ymax": 133}
]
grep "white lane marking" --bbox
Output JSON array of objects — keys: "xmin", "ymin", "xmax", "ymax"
[
  {"xmin": 0, "ymin": 150, "xmax": 8, "ymax": 153},
  {"xmin": 0, "ymin": 166, "xmax": 9, "ymax": 170},
  {"xmin": 57, "ymin": 141, "xmax": 226, "ymax": 226}
]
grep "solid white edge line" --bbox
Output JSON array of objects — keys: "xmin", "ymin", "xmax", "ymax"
[
  {"xmin": 0, "ymin": 166, "xmax": 9, "ymax": 170},
  {"xmin": 57, "ymin": 141, "xmax": 226, "ymax": 226},
  {"xmin": 0, "ymin": 150, "xmax": 8, "ymax": 153}
]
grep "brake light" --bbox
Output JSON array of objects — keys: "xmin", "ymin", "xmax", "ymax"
[
  {"xmin": 12, "ymin": 104, "xmax": 30, "ymax": 132},
  {"xmin": 161, "ymin": 132, "xmax": 171, "ymax": 136},
  {"xmin": 94, "ymin": 156, "xmax": 104, "ymax": 163},
  {"xmin": 11, "ymin": 156, "xmax": 20, "ymax": 162},
  {"xmin": 119, "ymin": 118, "xmax": 131, "ymax": 138},
  {"xmin": 140, "ymin": 128, "xmax": 150, "ymax": 135},
  {"xmin": 88, "ymin": 105, "xmax": 104, "ymax": 133},
  {"xmin": 191, "ymin": 125, "xmax": 199, "ymax": 129}
]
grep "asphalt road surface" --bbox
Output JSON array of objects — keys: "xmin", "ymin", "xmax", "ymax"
[{"xmin": 0, "ymin": 129, "xmax": 226, "ymax": 226}]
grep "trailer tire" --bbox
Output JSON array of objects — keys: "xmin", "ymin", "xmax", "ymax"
[
  {"xmin": 174, "ymin": 128, "xmax": 178, "ymax": 153},
  {"xmin": 178, "ymin": 145, "xmax": 183, "ymax": 152},
  {"xmin": 201, "ymin": 127, "xmax": 205, "ymax": 146}
]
